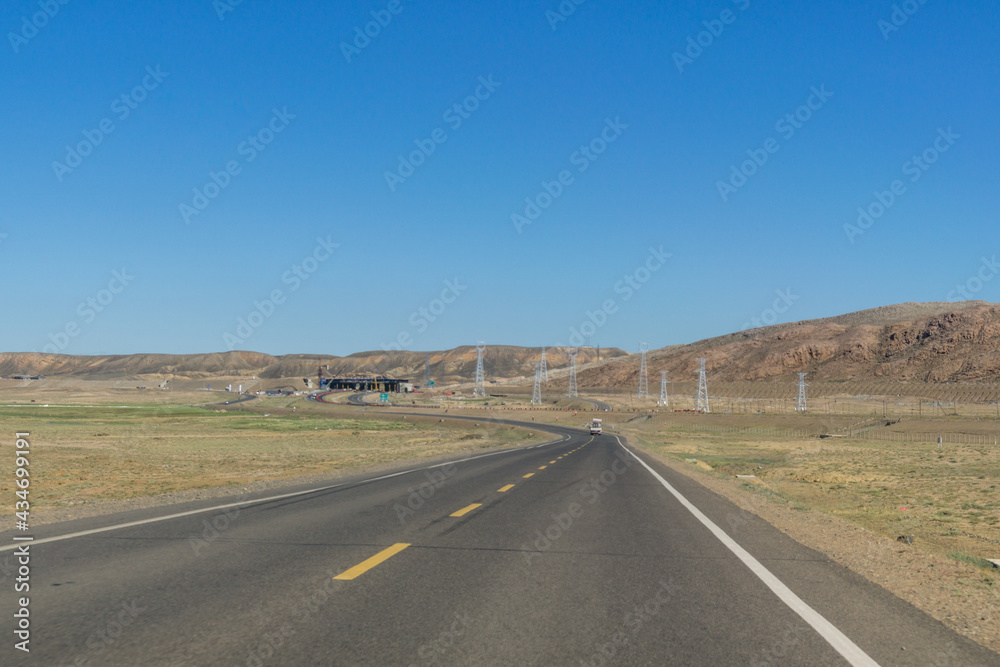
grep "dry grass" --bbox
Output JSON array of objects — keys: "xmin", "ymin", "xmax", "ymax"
[{"xmin": 0, "ymin": 394, "xmax": 549, "ymax": 519}]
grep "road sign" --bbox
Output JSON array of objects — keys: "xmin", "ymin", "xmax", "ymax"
[
  {"xmin": 428, "ymin": 381, "xmax": 435, "ymax": 386},
  {"xmin": 379, "ymin": 393, "xmax": 389, "ymax": 403}
]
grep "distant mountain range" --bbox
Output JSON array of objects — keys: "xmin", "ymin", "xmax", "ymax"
[
  {"xmin": 4, "ymin": 301, "xmax": 1000, "ymax": 387},
  {"xmin": 0, "ymin": 346, "xmax": 624, "ymax": 383},
  {"xmin": 576, "ymin": 301, "xmax": 1000, "ymax": 388}
]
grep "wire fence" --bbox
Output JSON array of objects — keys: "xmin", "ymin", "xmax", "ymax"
[{"xmin": 660, "ymin": 421, "xmax": 1000, "ymax": 446}]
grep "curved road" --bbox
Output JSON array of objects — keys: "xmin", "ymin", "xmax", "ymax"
[
  {"xmin": 578, "ymin": 396, "xmax": 613, "ymax": 411},
  {"xmin": 327, "ymin": 390, "xmax": 611, "ymax": 411},
  {"xmin": 346, "ymin": 392, "xmax": 370, "ymax": 405},
  {"xmin": 2, "ymin": 412, "xmax": 995, "ymax": 664}
]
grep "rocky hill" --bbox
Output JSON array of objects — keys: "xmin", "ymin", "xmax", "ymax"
[
  {"xmin": 578, "ymin": 301, "xmax": 1000, "ymax": 388},
  {"xmin": 0, "ymin": 346, "xmax": 623, "ymax": 383},
  {"xmin": 6, "ymin": 301, "xmax": 999, "ymax": 388}
]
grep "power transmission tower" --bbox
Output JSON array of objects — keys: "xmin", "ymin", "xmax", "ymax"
[
  {"xmin": 658, "ymin": 370, "xmax": 669, "ymax": 407},
  {"xmin": 567, "ymin": 349, "xmax": 579, "ymax": 398},
  {"xmin": 539, "ymin": 346, "xmax": 548, "ymax": 382},
  {"xmin": 531, "ymin": 363, "xmax": 542, "ymax": 405},
  {"xmin": 424, "ymin": 353, "xmax": 431, "ymax": 387},
  {"xmin": 695, "ymin": 358, "xmax": 710, "ymax": 413},
  {"xmin": 637, "ymin": 342, "xmax": 649, "ymax": 398},
  {"xmin": 797, "ymin": 373, "xmax": 808, "ymax": 411},
  {"xmin": 473, "ymin": 342, "xmax": 486, "ymax": 398}
]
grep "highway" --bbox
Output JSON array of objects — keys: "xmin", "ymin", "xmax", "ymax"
[
  {"xmin": 2, "ymin": 421, "xmax": 996, "ymax": 665},
  {"xmin": 579, "ymin": 397, "xmax": 613, "ymax": 411},
  {"xmin": 341, "ymin": 391, "xmax": 611, "ymax": 411}
]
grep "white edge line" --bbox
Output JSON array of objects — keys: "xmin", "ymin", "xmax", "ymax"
[
  {"xmin": 0, "ymin": 430, "xmax": 572, "ymax": 552},
  {"xmin": 613, "ymin": 436, "xmax": 880, "ymax": 667}
]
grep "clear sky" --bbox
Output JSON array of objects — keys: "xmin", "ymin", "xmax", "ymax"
[{"xmin": 3, "ymin": 0, "xmax": 998, "ymax": 357}]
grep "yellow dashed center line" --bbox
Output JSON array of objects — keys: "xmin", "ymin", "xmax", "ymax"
[
  {"xmin": 523, "ymin": 473, "xmax": 534, "ymax": 478},
  {"xmin": 550, "ymin": 460, "xmax": 557, "ymax": 464},
  {"xmin": 498, "ymin": 484, "xmax": 515, "ymax": 492},
  {"xmin": 450, "ymin": 503, "xmax": 482, "ymax": 517},
  {"xmin": 334, "ymin": 543, "xmax": 410, "ymax": 580},
  {"xmin": 539, "ymin": 465, "xmax": 547, "ymax": 470}
]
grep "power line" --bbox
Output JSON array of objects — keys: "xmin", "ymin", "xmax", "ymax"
[
  {"xmin": 797, "ymin": 373, "xmax": 808, "ymax": 411},
  {"xmin": 637, "ymin": 342, "xmax": 649, "ymax": 398},
  {"xmin": 696, "ymin": 358, "xmax": 710, "ymax": 413},
  {"xmin": 567, "ymin": 348, "xmax": 579, "ymax": 398},
  {"xmin": 474, "ymin": 342, "xmax": 486, "ymax": 398},
  {"xmin": 531, "ymin": 363, "xmax": 542, "ymax": 405}
]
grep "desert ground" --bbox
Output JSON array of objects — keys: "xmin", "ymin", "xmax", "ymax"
[{"xmin": 1, "ymin": 378, "xmax": 997, "ymax": 653}]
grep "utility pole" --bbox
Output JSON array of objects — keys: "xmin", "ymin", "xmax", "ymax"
[
  {"xmin": 474, "ymin": 342, "xmax": 486, "ymax": 398},
  {"xmin": 424, "ymin": 353, "xmax": 431, "ymax": 387},
  {"xmin": 658, "ymin": 370, "xmax": 669, "ymax": 407},
  {"xmin": 567, "ymin": 349, "xmax": 579, "ymax": 398},
  {"xmin": 531, "ymin": 363, "xmax": 542, "ymax": 405},
  {"xmin": 695, "ymin": 358, "xmax": 710, "ymax": 413},
  {"xmin": 637, "ymin": 342, "xmax": 649, "ymax": 399}
]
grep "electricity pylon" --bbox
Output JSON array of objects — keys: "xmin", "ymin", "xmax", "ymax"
[
  {"xmin": 531, "ymin": 363, "xmax": 542, "ymax": 405},
  {"xmin": 540, "ymin": 346, "xmax": 548, "ymax": 382},
  {"xmin": 637, "ymin": 342, "xmax": 649, "ymax": 398},
  {"xmin": 658, "ymin": 370, "xmax": 669, "ymax": 407},
  {"xmin": 567, "ymin": 349, "xmax": 579, "ymax": 398},
  {"xmin": 695, "ymin": 358, "xmax": 710, "ymax": 413},
  {"xmin": 474, "ymin": 342, "xmax": 486, "ymax": 398},
  {"xmin": 797, "ymin": 373, "xmax": 808, "ymax": 411}
]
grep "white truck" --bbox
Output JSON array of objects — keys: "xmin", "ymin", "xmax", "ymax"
[{"xmin": 589, "ymin": 418, "xmax": 603, "ymax": 435}]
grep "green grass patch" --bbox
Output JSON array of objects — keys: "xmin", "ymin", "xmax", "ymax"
[{"xmin": 948, "ymin": 552, "xmax": 996, "ymax": 570}]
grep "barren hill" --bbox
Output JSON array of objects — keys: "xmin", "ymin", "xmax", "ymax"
[
  {"xmin": 6, "ymin": 301, "xmax": 998, "ymax": 388},
  {"xmin": 0, "ymin": 346, "xmax": 624, "ymax": 384},
  {"xmin": 578, "ymin": 301, "xmax": 1000, "ymax": 388}
]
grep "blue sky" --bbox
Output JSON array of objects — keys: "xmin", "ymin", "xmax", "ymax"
[{"xmin": 3, "ymin": 0, "xmax": 998, "ymax": 356}]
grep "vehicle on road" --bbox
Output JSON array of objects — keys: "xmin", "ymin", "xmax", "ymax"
[{"xmin": 590, "ymin": 418, "xmax": 603, "ymax": 435}]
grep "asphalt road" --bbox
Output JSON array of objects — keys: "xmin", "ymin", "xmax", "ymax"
[
  {"xmin": 579, "ymin": 397, "xmax": 613, "ymax": 411},
  {"xmin": 2, "ymin": 422, "xmax": 996, "ymax": 666},
  {"xmin": 346, "ymin": 392, "xmax": 369, "ymax": 405}
]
